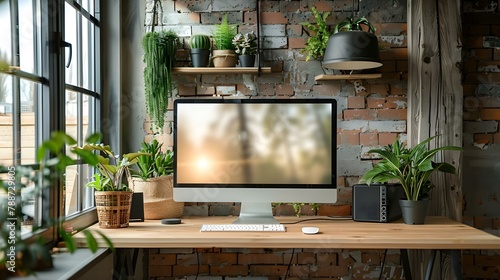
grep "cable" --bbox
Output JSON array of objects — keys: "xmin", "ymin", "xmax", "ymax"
[
  {"xmin": 379, "ymin": 249, "xmax": 387, "ymax": 280},
  {"xmin": 280, "ymin": 216, "xmax": 352, "ymax": 225},
  {"xmin": 284, "ymin": 248, "xmax": 295, "ymax": 280}
]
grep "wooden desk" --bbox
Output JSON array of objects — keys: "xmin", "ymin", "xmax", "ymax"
[
  {"xmin": 74, "ymin": 216, "xmax": 500, "ymax": 249},
  {"xmin": 74, "ymin": 216, "xmax": 500, "ymax": 280}
]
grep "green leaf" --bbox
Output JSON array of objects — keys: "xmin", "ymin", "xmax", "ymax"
[
  {"xmin": 83, "ymin": 230, "xmax": 98, "ymax": 253},
  {"xmin": 85, "ymin": 132, "xmax": 102, "ymax": 144},
  {"xmin": 60, "ymin": 228, "xmax": 77, "ymax": 253}
]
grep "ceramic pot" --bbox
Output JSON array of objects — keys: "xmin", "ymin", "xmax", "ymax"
[
  {"xmin": 399, "ymin": 199, "xmax": 430, "ymax": 225},
  {"xmin": 189, "ymin": 48, "xmax": 210, "ymax": 67},
  {"xmin": 238, "ymin": 54, "xmax": 256, "ymax": 67}
]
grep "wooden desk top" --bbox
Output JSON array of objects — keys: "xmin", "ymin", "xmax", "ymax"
[{"xmin": 74, "ymin": 216, "xmax": 500, "ymax": 250}]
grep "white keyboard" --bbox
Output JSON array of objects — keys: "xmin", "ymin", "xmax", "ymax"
[{"xmin": 200, "ymin": 224, "xmax": 286, "ymax": 232}]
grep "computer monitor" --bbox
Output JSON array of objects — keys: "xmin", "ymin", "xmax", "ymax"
[{"xmin": 173, "ymin": 98, "xmax": 337, "ymax": 224}]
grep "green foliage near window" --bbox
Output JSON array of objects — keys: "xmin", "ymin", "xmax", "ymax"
[
  {"xmin": 213, "ymin": 14, "xmax": 237, "ymax": 50},
  {"xmin": 73, "ymin": 143, "xmax": 148, "ymax": 191},
  {"xmin": 334, "ymin": 17, "xmax": 376, "ymax": 33},
  {"xmin": 301, "ymin": 7, "xmax": 332, "ymax": 61},
  {"xmin": 132, "ymin": 139, "xmax": 174, "ymax": 181},
  {"xmin": 142, "ymin": 30, "xmax": 178, "ymax": 131},
  {"xmin": 361, "ymin": 136, "xmax": 462, "ymax": 201},
  {"xmin": 0, "ymin": 132, "xmax": 113, "ymax": 276}
]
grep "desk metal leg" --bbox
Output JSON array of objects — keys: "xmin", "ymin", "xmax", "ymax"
[
  {"xmin": 450, "ymin": 250, "xmax": 463, "ymax": 280},
  {"xmin": 400, "ymin": 249, "xmax": 412, "ymax": 280},
  {"xmin": 425, "ymin": 249, "xmax": 437, "ymax": 280}
]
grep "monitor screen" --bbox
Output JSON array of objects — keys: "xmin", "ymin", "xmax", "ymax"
[{"xmin": 173, "ymin": 98, "xmax": 337, "ymax": 224}]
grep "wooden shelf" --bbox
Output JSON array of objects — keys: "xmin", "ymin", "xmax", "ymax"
[
  {"xmin": 173, "ymin": 67, "xmax": 272, "ymax": 74},
  {"xmin": 315, "ymin": 73, "xmax": 382, "ymax": 81}
]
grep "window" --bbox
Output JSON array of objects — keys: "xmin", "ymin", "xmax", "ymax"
[{"xmin": 0, "ymin": 0, "xmax": 101, "ymax": 241}]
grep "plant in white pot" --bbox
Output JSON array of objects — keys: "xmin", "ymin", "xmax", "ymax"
[
  {"xmin": 361, "ymin": 136, "xmax": 462, "ymax": 224},
  {"xmin": 232, "ymin": 31, "xmax": 258, "ymax": 67},
  {"xmin": 129, "ymin": 139, "xmax": 184, "ymax": 219},
  {"xmin": 74, "ymin": 144, "xmax": 147, "ymax": 228}
]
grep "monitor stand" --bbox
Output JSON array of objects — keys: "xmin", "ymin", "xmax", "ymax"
[{"xmin": 233, "ymin": 202, "xmax": 279, "ymax": 224}]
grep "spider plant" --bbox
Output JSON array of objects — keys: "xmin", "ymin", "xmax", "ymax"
[{"xmin": 334, "ymin": 17, "xmax": 376, "ymax": 34}]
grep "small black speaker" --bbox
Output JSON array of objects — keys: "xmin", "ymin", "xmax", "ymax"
[
  {"xmin": 129, "ymin": 192, "xmax": 144, "ymax": 222},
  {"xmin": 353, "ymin": 184, "xmax": 405, "ymax": 222}
]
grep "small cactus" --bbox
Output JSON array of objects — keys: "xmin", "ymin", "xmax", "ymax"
[{"xmin": 189, "ymin": 34, "xmax": 211, "ymax": 50}]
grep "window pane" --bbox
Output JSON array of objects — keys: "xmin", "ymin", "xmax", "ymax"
[
  {"xmin": 20, "ymin": 79, "xmax": 40, "ymax": 165},
  {"xmin": 65, "ymin": 164, "xmax": 94, "ymax": 216},
  {"xmin": 18, "ymin": 0, "xmax": 37, "ymax": 74},
  {"xmin": 65, "ymin": 3, "xmax": 79, "ymax": 86},
  {"xmin": 0, "ymin": 73, "xmax": 13, "ymax": 166},
  {"xmin": 0, "ymin": 1, "xmax": 12, "ymax": 64}
]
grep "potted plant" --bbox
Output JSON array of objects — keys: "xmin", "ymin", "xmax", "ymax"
[
  {"xmin": 142, "ymin": 29, "xmax": 178, "ymax": 132},
  {"xmin": 74, "ymin": 143, "xmax": 147, "ymax": 228},
  {"xmin": 189, "ymin": 34, "xmax": 211, "ymax": 67},
  {"xmin": 0, "ymin": 132, "xmax": 113, "ymax": 277},
  {"xmin": 232, "ymin": 31, "xmax": 258, "ymax": 67},
  {"xmin": 361, "ymin": 136, "xmax": 462, "ymax": 224},
  {"xmin": 129, "ymin": 139, "xmax": 184, "ymax": 219},
  {"xmin": 212, "ymin": 14, "xmax": 238, "ymax": 67},
  {"xmin": 301, "ymin": 6, "xmax": 332, "ymax": 61}
]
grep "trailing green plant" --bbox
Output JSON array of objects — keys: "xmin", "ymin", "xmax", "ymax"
[
  {"xmin": 142, "ymin": 29, "xmax": 178, "ymax": 131},
  {"xmin": 132, "ymin": 139, "xmax": 174, "ymax": 181},
  {"xmin": 0, "ymin": 132, "xmax": 113, "ymax": 276},
  {"xmin": 361, "ymin": 136, "xmax": 462, "ymax": 201},
  {"xmin": 334, "ymin": 17, "xmax": 376, "ymax": 33},
  {"xmin": 232, "ymin": 32, "xmax": 258, "ymax": 55},
  {"xmin": 73, "ymin": 143, "xmax": 148, "ymax": 191},
  {"xmin": 213, "ymin": 14, "xmax": 237, "ymax": 50},
  {"xmin": 189, "ymin": 34, "xmax": 211, "ymax": 50},
  {"xmin": 301, "ymin": 7, "xmax": 332, "ymax": 61}
]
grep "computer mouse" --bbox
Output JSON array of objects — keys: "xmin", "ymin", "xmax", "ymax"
[{"xmin": 301, "ymin": 226, "xmax": 319, "ymax": 234}]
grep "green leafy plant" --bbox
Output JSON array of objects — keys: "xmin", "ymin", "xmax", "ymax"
[
  {"xmin": 213, "ymin": 14, "xmax": 237, "ymax": 50},
  {"xmin": 189, "ymin": 34, "xmax": 211, "ymax": 50},
  {"xmin": 73, "ymin": 144, "xmax": 148, "ymax": 191},
  {"xmin": 232, "ymin": 32, "xmax": 258, "ymax": 55},
  {"xmin": 334, "ymin": 17, "xmax": 376, "ymax": 33},
  {"xmin": 0, "ymin": 132, "xmax": 113, "ymax": 276},
  {"xmin": 133, "ymin": 139, "xmax": 174, "ymax": 181},
  {"xmin": 142, "ymin": 29, "xmax": 178, "ymax": 131},
  {"xmin": 301, "ymin": 7, "xmax": 332, "ymax": 61},
  {"xmin": 361, "ymin": 136, "xmax": 462, "ymax": 201}
]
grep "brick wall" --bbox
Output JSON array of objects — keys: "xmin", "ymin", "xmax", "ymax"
[
  {"xmin": 140, "ymin": 0, "xmax": 498, "ymax": 279},
  {"xmin": 462, "ymin": 0, "xmax": 500, "ymax": 279}
]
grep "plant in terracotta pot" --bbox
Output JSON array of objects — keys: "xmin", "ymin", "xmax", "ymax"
[
  {"xmin": 189, "ymin": 34, "xmax": 211, "ymax": 67},
  {"xmin": 212, "ymin": 14, "xmax": 237, "ymax": 67},
  {"xmin": 361, "ymin": 136, "xmax": 462, "ymax": 224},
  {"xmin": 74, "ymin": 143, "xmax": 147, "ymax": 228},
  {"xmin": 232, "ymin": 31, "xmax": 258, "ymax": 67},
  {"xmin": 129, "ymin": 139, "xmax": 184, "ymax": 219}
]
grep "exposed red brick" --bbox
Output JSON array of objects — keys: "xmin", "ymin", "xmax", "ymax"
[
  {"xmin": 243, "ymin": 11, "xmax": 257, "ymax": 24},
  {"xmin": 287, "ymin": 24, "xmax": 303, "ymax": 36},
  {"xmin": 316, "ymin": 252, "xmax": 338, "ymax": 266},
  {"xmin": 379, "ymin": 133, "xmax": 398, "ymax": 146},
  {"xmin": 379, "ymin": 48, "xmax": 408, "ymax": 61},
  {"xmin": 261, "ymin": 12, "xmax": 288, "ymax": 24},
  {"xmin": 339, "ymin": 131, "xmax": 360, "ymax": 145},
  {"xmin": 370, "ymin": 84, "xmax": 391, "ymax": 96},
  {"xmin": 173, "ymin": 264, "xmax": 209, "ymax": 276},
  {"xmin": 276, "ymin": 84, "xmax": 294, "ymax": 96},
  {"xmin": 479, "ymin": 108, "xmax": 500, "ymax": 120},
  {"xmin": 238, "ymin": 253, "xmax": 283, "ymax": 265},
  {"xmin": 475, "ymin": 255, "xmax": 500, "ymax": 266},
  {"xmin": 367, "ymin": 97, "xmax": 386, "ymax": 108},
  {"xmin": 361, "ymin": 252, "xmax": 382, "ymax": 264},
  {"xmin": 377, "ymin": 109, "xmax": 407, "ymax": 120},
  {"xmin": 474, "ymin": 216, "xmax": 493, "ymax": 229},
  {"xmin": 288, "ymin": 37, "xmax": 306, "ymax": 49},
  {"xmin": 258, "ymin": 83, "xmax": 275, "ymax": 96},
  {"xmin": 474, "ymin": 133, "xmax": 493, "ymax": 145},
  {"xmin": 313, "ymin": 1, "xmax": 334, "ymax": 12},
  {"xmin": 210, "ymin": 264, "xmax": 249, "ymax": 276},
  {"xmin": 379, "ymin": 60, "xmax": 397, "ymax": 73},
  {"xmin": 311, "ymin": 265, "xmax": 349, "ymax": 277},
  {"xmin": 297, "ymin": 252, "xmax": 316, "ymax": 265},
  {"xmin": 465, "ymin": 36, "xmax": 487, "ymax": 48},
  {"xmin": 347, "ymin": 96, "xmax": 365, "ymax": 109},
  {"xmin": 318, "ymin": 204, "xmax": 351, "ymax": 216},
  {"xmin": 344, "ymin": 109, "xmax": 377, "ymax": 120},
  {"xmin": 149, "ymin": 253, "xmax": 176, "ymax": 265},
  {"xmin": 200, "ymin": 253, "xmax": 237, "ymax": 265},
  {"xmin": 249, "ymin": 265, "xmax": 289, "ymax": 276},
  {"xmin": 149, "ymin": 265, "xmax": 172, "ymax": 277},
  {"xmin": 470, "ymin": 48, "xmax": 493, "ymax": 60},
  {"xmin": 360, "ymin": 132, "xmax": 378, "ymax": 146}
]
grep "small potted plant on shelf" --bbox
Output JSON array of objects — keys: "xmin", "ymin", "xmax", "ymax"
[
  {"xmin": 361, "ymin": 136, "xmax": 462, "ymax": 224},
  {"xmin": 189, "ymin": 34, "xmax": 211, "ymax": 67},
  {"xmin": 129, "ymin": 139, "xmax": 184, "ymax": 219},
  {"xmin": 74, "ymin": 143, "xmax": 148, "ymax": 228},
  {"xmin": 232, "ymin": 31, "xmax": 258, "ymax": 67},
  {"xmin": 212, "ymin": 14, "xmax": 238, "ymax": 67},
  {"xmin": 0, "ymin": 132, "xmax": 113, "ymax": 277}
]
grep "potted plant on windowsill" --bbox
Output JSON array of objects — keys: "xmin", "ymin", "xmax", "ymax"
[
  {"xmin": 0, "ymin": 132, "xmax": 113, "ymax": 277},
  {"xmin": 212, "ymin": 14, "xmax": 238, "ymax": 67},
  {"xmin": 129, "ymin": 139, "xmax": 184, "ymax": 219},
  {"xmin": 189, "ymin": 34, "xmax": 211, "ymax": 67},
  {"xmin": 361, "ymin": 136, "xmax": 462, "ymax": 224},
  {"xmin": 74, "ymin": 143, "xmax": 148, "ymax": 228},
  {"xmin": 232, "ymin": 31, "xmax": 258, "ymax": 67}
]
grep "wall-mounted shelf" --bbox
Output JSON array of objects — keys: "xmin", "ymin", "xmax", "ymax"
[
  {"xmin": 315, "ymin": 73, "xmax": 382, "ymax": 81},
  {"xmin": 173, "ymin": 67, "xmax": 272, "ymax": 74}
]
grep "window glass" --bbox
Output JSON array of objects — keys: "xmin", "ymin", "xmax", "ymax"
[
  {"xmin": 18, "ymin": 0, "xmax": 36, "ymax": 74},
  {"xmin": 65, "ymin": 3, "xmax": 79, "ymax": 87}
]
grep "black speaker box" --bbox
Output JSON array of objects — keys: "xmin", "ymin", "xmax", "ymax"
[
  {"xmin": 129, "ymin": 192, "xmax": 144, "ymax": 222},
  {"xmin": 352, "ymin": 184, "xmax": 405, "ymax": 222}
]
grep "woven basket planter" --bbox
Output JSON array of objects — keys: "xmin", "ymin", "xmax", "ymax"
[
  {"xmin": 95, "ymin": 191, "xmax": 133, "ymax": 228},
  {"xmin": 130, "ymin": 175, "xmax": 184, "ymax": 219},
  {"xmin": 212, "ymin": 50, "xmax": 237, "ymax": 67}
]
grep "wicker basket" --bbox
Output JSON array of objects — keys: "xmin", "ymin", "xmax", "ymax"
[
  {"xmin": 129, "ymin": 175, "xmax": 184, "ymax": 219},
  {"xmin": 95, "ymin": 191, "xmax": 133, "ymax": 228}
]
